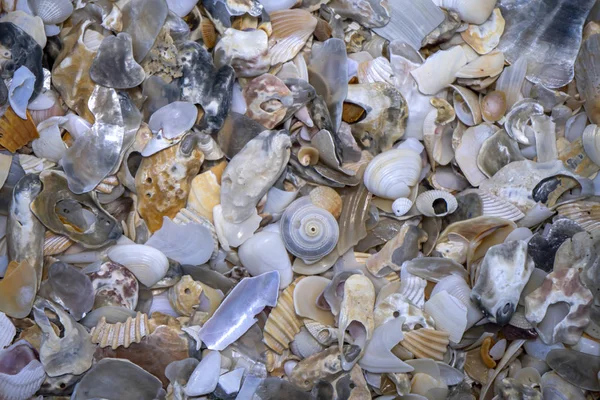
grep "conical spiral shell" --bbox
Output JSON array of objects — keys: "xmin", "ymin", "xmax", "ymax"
[
  {"xmin": 263, "ymin": 278, "xmax": 304, "ymax": 354},
  {"xmin": 400, "ymin": 328, "xmax": 450, "ymax": 361},
  {"xmin": 90, "ymin": 312, "xmax": 149, "ymax": 349}
]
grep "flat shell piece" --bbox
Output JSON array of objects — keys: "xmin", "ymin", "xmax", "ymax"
[
  {"xmin": 90, "ymin": 33, "xmax": 145, "ymax": 89},
  {"xmin": 546, "ymin": 349, "xmax": 600, "ymax": 391},
  {"xmin": 527, "ymin": 219, "xmax": 583, "ymax": 272},
  {"xmin": 497, "ymin": 0, "xmax": 595, "ymax": 88},
  {"xmin": 122, "ymin": 0, "xmax": 168, "ymax": 62},
  {"xmin": 477, "ymin": 129, "xmax": 524, "ymax": 178}
]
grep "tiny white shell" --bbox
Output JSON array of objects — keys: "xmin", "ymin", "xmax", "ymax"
[
  {"xmin": 107, "ymin": 244, "xmax": 169, "ymax": 287},
  {"xmin": 364, "ymin": 148, "xmax": 422, "ymax": 200},
  {"xmin": 392, "ymin": 198, "xmax": 413, "ymax": 217},
  {"xmin": 415, "ymin": 190, "xmax": 458, "ymax": 217}
]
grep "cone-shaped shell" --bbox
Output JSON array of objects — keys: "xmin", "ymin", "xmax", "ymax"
[
  {"xmin": 263, "ymin": 278, "xmax": 303, "ymax": 354},
  {"xmin": 90, "ymin": 312, "xmax": 149, "ymax": 349}
]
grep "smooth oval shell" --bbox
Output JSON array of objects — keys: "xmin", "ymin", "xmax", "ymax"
[
  {"xmin": 107, "ymin": 244, "xmax": 169, "ymax": 287},
  {"xmin": 392, "ymin": 197, "xmax": 413, "ymax": 217},
  {"xmin": 363, "ymin": 148, "xmax": 422, "ymax": 200}
]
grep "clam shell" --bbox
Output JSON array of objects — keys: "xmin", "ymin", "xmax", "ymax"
[
  {"xmin": 107, "ymin": 244, "xmax": 169, "ymax": 287},
  {"xmin": 392, "ymin": 198, "xmax": 413, "ymax": 217},
  {"xmin": 363, "ymin": 148, "xmax": 422, "ymax": 200},
  {"xmin": 90, "ymin": 312, "xmax": 149, "ymax": 349},
  {"xmin": 461, "ymin": 8, "xmax": 505, "ymax": 55},
  {"xmin": 452, "ymin": 84, "xmax": 483, "ymax": 126},
  {"xmin": 556, "ymin": 198, "xmax": 600, "ymax": 233},
  {"xmin": 0, "ymin": 312, "xmax": 15, "ymax": 348},
  {"xmin": 269, "ymin": 9, "xmax": 318, "ymax": 65},
  {"xmin": 0, "ymin": 342, "xmax": 46, "ymax": 400},
  {"xmin": 357, "ymin": 56, "xmax": 396, "ymax": 85},
  {"xmin": 400, "ymin": 329, "xmax": 450, "ymax": 361},
  {"xmin": 27, "ymin": 0, "xmax": 73, "ymax": 24},
  {"xmin": 415, "ymin": 190, "xmax": 458, "ymax": 217},
  {"xmin": 263, "ymin": 279, "xmax": 303, "ymax": 354}
]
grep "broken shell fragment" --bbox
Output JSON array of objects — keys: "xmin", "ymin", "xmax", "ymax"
[
  {"xmin": 90, "ymin": 312, "xmax": 149, "ymax": 349},
  {"xmin": 461, "ymin": 8, "xmax": 505, "ymax": 54},
  {"xmin": 90, "ymin": 33, "xmax": 145, "ymax": 89},
  {"xmin": 359, "ymin": 316, "xmax": 413, "ymax": 373},
  {"xmin": 263, "ymin": 279, "xmax": 303, "ymax": 354}
]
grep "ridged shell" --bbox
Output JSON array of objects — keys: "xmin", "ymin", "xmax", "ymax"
[
  {"xmin": 0, "ymin": 356, "xmax": 45, "ymax": 400},
  {"xmin": 28, "ymin": 0, "xmax": 73, "ymax": 24},
  {"xmin": 309, "ymin": 186, "xmax": 342, "ymax": 219},
  {"xmin": 173, "ymin": 207, "xmax": 219, "ymax": 261},
  {"xmin": 582, "ymin": 124, "xmax": 600, "ymax": 166},
  {"xmin": 415, "ymin": 190, "xmax": 458, "ymax": 217},
  {"xmin": 556, "ymin": 199, "xmax": 600, "ymax": 233},
  {"xmin": 400, "ymin": 329, "xmax": 450, "ymax": 361},
  {"xmin": 90, "ymin": 312, "xmax": 149, "ymax": 349},
  {"xmin": 460, "ymin": 189, "xmax": 525, "ymax": 221},
  {"xmin": 0, "ymin": 108, "xmax": 39, "ymax": 152},
  {"xmin": 357, "ymin": 56, "xmax": 395, "ymax": 85},
  {"xmin": 200, "ymin": 18, "xmax": 217, "ymax": 49},
  {"xmin": 107, "ymin": 244, "xmax": 169, "ymax": 287},
  {"xmin": 269, "ymin": 9, "xmax": 318, "ymax": 65},
  {"xmin": 263, "ymin": 279, "xmax": 303, "ymax": 354},
  {"xmin": 304, "ymin": 319, "xmax": 338, "ymax": 346},
  {"xmin": 0, "ymin": 312, "xmax": 15, "ymax": 348},
  {"xmin": 392, "ymin": 198, "xmax": 413, "ymax": 217},
  {"xmin": 280, "ymin": 197, "xmax": 339, "ymax": 264},
  {"xmin": 187, "ymin": 170, "xmax": 221, "ymax": 223},
  {"xmin": 363, "ymin": 148, "xmax": 422, "ymax": 200},
  {"xmin": 43, "ymin": 231, "xmax": 74, "ymax": 256},
  {"xmin": 399, "ymin": 269, "xmax": 427, "ymax": 309}
]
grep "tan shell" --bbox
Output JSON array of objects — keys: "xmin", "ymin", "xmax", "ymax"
[
  {"xmin": 0, "ymin": 261, "xmax": 36, "ymax": 318},
  {"xmin": 309, "ymin": 186, "xmax": 342, "ymax": 219},
  {"xmin": 191, "ymin": 281, "xmax": 224, "ymax": 323},
  {"xmin": 263, "ymin": 278, "xmax": 303, "ymax": 354},
  {"xmin": 43, "ymin": 231, "xmax": 74, "ymax": 256},
  {"xmin": 288, "ymin": 346, "xmax": 345, "ymax": 391},
  {"xmin": 243, "ymin": 73, "xmax": 293, "ymax": 129},
  {"xmin": 90, "ymin": 312, "xmax": 149, "ymax": 350},
  {"xmin": 400, "ymin": 329, "xmax": 450, "ymax": 361},
  {"xmin": 297, "ymin": 146, "xmax": 320, "ymax": 166},
  {"xmin": 366, "ymin": 224, "xmax": 428, "ymax": 277},
  {"xmin": 269, "ymin": 9, "xmax": 318, "ymax": 65},
  {"xmin": 461, "ymin": 9, "xmax": 505, "ymax": 54},
  {"xmin": 135, "ymin": 139, "xmax": 204, "ymax": 232},
  {"xmin": 168, "ymin": 275, "xmax": 203, "ymax": 317},
  {"xmin": 187, "ymin": 170, "xmax": 221, "ymax": 223},
  {"xmin": 304, "ymin": 319, "xmax": 338, "ymax": 346},
  {"xmin": 0, "ymin": 107, "xmax": 39, "ymax": 152},
  {"xmin": 481, "ymin": 90, "xmax": 507, "ymax": 123},
  {"xmin": 265, "ymin": 349, "xmax": 300, "ymax": 377},
  {"xmin": 201, "ymin": 18, "xmax": 217, "ymax": 49}
]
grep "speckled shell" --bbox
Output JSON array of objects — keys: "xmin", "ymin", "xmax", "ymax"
[
  {"xmin": 363, "ymin": 148, "xmax": 422, "ymax": 200},
  {"xmin": 168, "ymin": 275, "xmax": 203, "ymax": 317},
  {"xmin": 263, "ymin": 279, "xmax": 303, "ymax": 354},
  {"xmin": 87, "ymin": 261, "xmax": 139, "ymax": 310},
  {"xmin": 415, "ymin": 190, "xmax": 458, "ymax": 217},
  {"xmin": 135, "ymin": 138, "xmax": 204, "ymax": 232},
  {"xmin": 243, "ymin": 73, "xmax": 293, "ymax": 129},
  {"xmin": 187, "ymin": 170, "xmax": 221, "ymax": 223},
  {"xmin": 90, "ymin": 312, "xmax": 149, "ymax": 349},
  {"xmin": 400, "ymin": 329, "xmax": 450, "ymax": 361}
]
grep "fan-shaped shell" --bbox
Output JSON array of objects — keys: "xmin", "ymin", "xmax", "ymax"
[
  {"xmin": 400, "ymin": 329, "xmax": 450, "ymax": 361},
  {"xmin": 461, "ymin": 189, "xmax": 524, "ymax": 221},
  {"xmin": 415, "ymin": 190, "xmax": 458, "ymax": 217},
  {"xmin": 556, "ymin": 199, "xmax": 600, "ymax": 233},
  {"xmin": 0, "ymin": 312, "xmax": 15, "ymax": 348},
  {"xmin": 0, "ymin": 342, "xmax": 46, "ymax": 400},
  {"xmin": 269, "ymin": 9, "xmax": 318, "ymax": 65},
  {"xmin": 280, "ymin": 197, "xmax": 339, "ymax": 264},
  {"xmin": 90, "ymin": 312, "xmax": 149, "ymax": 349},
  {"xmin": 392, "ymin": 198, "xmax": 413, "ymax": 217},
  {"xmin": 263, "ymin": 279, "xmax": 304, "ymax": 354},
  {"xmin": 28, "ymin": 0, "xmax": 73, "ymax": 24},
  {"xmin": 363, "ymin": 148, "xmax": 422, "ymax": 200},
  {"xmin": 582, "ymin": 124, "xmax": 600, "ymax": 166},
  {"xmin": 357, "ymin": 56, "xmax": 395, "ymax": 85},
  {"xmin": 107, "ymin": 244, "xmax": 169, "ymax": 287}
]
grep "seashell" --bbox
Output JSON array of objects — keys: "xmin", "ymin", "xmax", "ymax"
[
  {"xmin": 198, "ymin": 271, "xmax": 279, "ymax": 350},
  {"xmin": 401, "ymin": 329, "xmax": 450, "ymax": 361},
  {"xmin": 243, "ymin": 74, "xmax": 293, "ymax": 129},
  {"xmin": 424, "ymin": 291, "xmax": 467, "ymax": 343},
  {"xmin": 184, "ymin": 350, "xmax": 221, "ymax": 396},
  {"xmin": 545, "ymin": 349, "xmax": 600, "ymax": 392},
  {"xmin": 166, "ymin": 0, "xmax": 198, "ymax": 17},
  {"xmin": 121, "ymin": 0, "xmax": 168, "ymax": 62},
  {"xmin": 0, "ymin": 106, "xmax": 38, "ymax": 153},
  {"xmin": 452, "ymin": 84, "xmax": 482, "ymax": 126},
  {"xmin": 38, "ymin": 262, "xmax": 94, "ymax": 321},
  {"xmin": 344, "ymin": 82, "xmax": 408, "ymax": 154},
  {"xmin": 298, "ymin": 146, "xmax": 320, "ymax": 167},
  {"xmin": 329, "ymin": 0, "xmax": 389, "ymax": 28},
  {"xmin": 288, "ymin": 346, "xmax": 346, "ymax": 391},
  {"xmin": 0, "ymin": 261, "xmax": 36, "ymax": 318},
  {"xmin": 459, "ymin": 189, "xmax": 524, "ymax": 221},
  {"xmin": 71, "ymin": 358, "xmax": 164, "ymax": 400},
  {"xmin": 410, "ymin": 373, "xmax": 448, "ymax": 398},
  {"xmin": 415, "ymin": 190, "xmax": 458, "ymax": 217},
  {"xmin": 290, "ymin": 327, "xmax": 325, "ymax": 359},
  {"xmin": 269, "ymin": 9, "xmax": 318, "ymax": 65},
  {"xmin": 430, "ymin": 274, "xmax": 483, "ymax": 329},
  {"xmin": 456, "ymin": 51, "xmax": 505, "ymax": 79},
  {"xmin": 411, "ymin": 46, "xmax": 467, "ymax": 95},
  {"xmin": 556, "ymin": 198, "xmax": 600, "ymax": 233},
  {"xmin": 200, "ymin": 17, "xmax": 218, "ymax": 49},
  {"xmin": 454, "ymin": 123, "xmax": 497, "ymax": 186},
  {"xmin": 90, "ymin": 312, "xmax": 149, "ymax": 349},
  {"xmin": 398, "ymin": 268, "xmax": 427, "ymax": 309},
  {"xmin": 304, "ymin": 319, "xmax": 338, "ymax": 346},
  {"xmin": 0, "ymin": 312, "xmax": 14, "ymax": 349},
  {"xmin": 422, "ymin": 110, "xmax": 454, "ymax": 168},
  {"xmin": 213, "ymin": 28, "xmax": 270, "ymax": 78},
  {"xmin": 263, "ymin": 279, "xmax": 303, "ymax": 354},
  {"xmin": 392, "ymin": 198, "xmax": 413, "ymax": 217},
  {"xmin": 142, "ymin": 101, "xmax": 197, "ymax": 157},
  {"xmin": 505, "ymin": 99, "xmax": 544, "ymax": 145},
  {"xmin": 576, "ymin": 31, "xmax": 600, "ymax": 125},
  {"xmin": 238, "ymin": 227, "xmax": 293, "ymax": 288},
  {"xmin": 33, "ymin": 116, "xmax": 69, "ymax": 162},
  {"xmin": 195, "ymin": 132, "xmax": 225, "ymax": 161},
  {"xmin": 461, "ymin": 8, "xmax": 505, "ymax": 55},
  {"xmin": 541, "ymin": 371, "xmax": 587, "ymax": 400},
  {"xmin": 293, "ymin": 276, "xmax": 334, "ymax": 326},
  {"xmin": 8, "ymin": 66, "xmax": 35, "ymax": 120},
  {"xmin": 88, "ymin": 261, "xmax": 139, "ymax": 310},
  {"xmin": 213, "ymin": 204, "xmax": 261, "ymax": 250},
  {"xmin": 338, "ymin": 274, "xmax": 375, "ymax": 370},
  {"xmin": 363, "ymin": 148, "xmax": 422, "ymax": 200},
  {"xmin": 583, "ymin": 124, "xmax": 600, "ymax": 166},
  {"xmin": 477, "ymin": 129, "xmax": 524, "ymax": 178},
  {"xmin": 366, "ymin": 224, "xmax": 427, "ymax": 277},
  {"xmin": 27, "ymin": 0, "xmax": 72, "ymax": 24},
  {"xmin": 359, "ymin": 316, "xmax": 413, "ymax": 373},
  {"xmin": 357, "ymin": 56, "xmax": 395, "ymax": 85},
  {"xmin": 481, "ymin": 90, "xmax": 507, "ymax": 123},
  {"xmin": 525, "ymin": 268, "xmax": 593, "ymax": 345},
  {"xmin": 107, "ymin": 244, "xmax": 169, "ymax": 287},
  {"xmin": 0, "ymin": 341, "xmax": 46, "ymax": 400},
  {"xmin": 307, "ymin": 187, "xmax": 342, "ymax": 222},
  {"xmin": 167, "ymin": 275, "xmax": 203, "ymax": 316},
  {"xmin": 433, "ymin": 0, "xmax": 495, "ymax": 24},
  {"xmin": 220, "ymin": 130, "xmax": 291, "ymax": 223},
  {"xmin": 0, "ymin": 11, "xmax": 46, "ymax": 48},
  {"xmin": 187, "ymin": 170, "xmax": 221, "ymax": 223},
  {"xmin": 280, "ymin": 197, "xmax": 339, "ymax": 264},
  {"xmin": 472, "ymin": 240, "xmax": 534, "ymax": 326}
]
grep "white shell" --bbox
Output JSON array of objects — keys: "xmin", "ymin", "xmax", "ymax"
[
  {"xmin": 358, "ymin": 316, "xmax": 413, "ymax": 373},
  {"xmin": 184, "ymin": 350, "xmax": 221, "ymax": 397},
  {"xmin": 238, "ymin": 229, "xmax": 293, "ymax": 289},
  {"xmin": 165, "ymin": 0, "xmax": 198, "ymax": 17},
  {"xmin": 461, "ymin": 8, "xmax": 505, "ymax": 55},
  {"xmin": 364, "ymin": 148, "xmax": 422, "ymax": 199},
  {"xmin": 143, "ymin": 101, "xmax": 198, "ymax": 156},
  {"xmin": 505, "ymin": 99, "xmax": 544, "ymax": 145},
  {"xmin": 293, "ymin": 276, "xmax": 335, "ymax": 326},
  {"xmin": 107, "ymin": 244, "xmax": 169, "ymax": 287},
  {"xmin": 33, "ymin": 116, "xmax": 68, "ymax": 162},
  {"xmin": 0, "ymin": 344, "xmax": 45, "ymax": 400},
  {"xmin": 0, "ymin": 312, "xmax": 15, "ymax": 348},
  {"xmin": 213, "ymin": 204, "xmax": 261, "ymax": 250},
  {"xmin": 583, "ymin": 124, "xmax": 600, "ymax": 166},
  {"xmin": 358, "ymin": 57, "xmax": 396, "ymax": 85},
  {"xmin": 27, "ymin": 0, "xmax": 73, "ymax": 24},
  {"xmin": 259, "ymin": 0, "xmax": 296, "ymax": 12},
  {"xmin": 424, "ymin": 291, "xmax": 468, "ymax": 343},
  {"xmin": 8, "ymin": 66, "xmax": 36, "ymax": 119},
  {"xmin": 455, "ymin": 123, "xmax": 497, "ymax": 186},
  {"xmin": 455, "ymin": 51, "xmax": 505, "ymax": 79},
  {"xmin": 452, "ymin": 85, "xmax": 482, "ymax": 126},
  {"xmin": 415, "ymin": 190, "xmax": 458, "ymax": 217},
  {"xmin": 495, "ymin": 57, "xmax": 527, "ymax": 109},
  {"xmin": 392, "ymin": 198, "xmax": 413, "ymax": 217},
  {"xmin": 461, "ymin": 189, "xmax": 525, "ymax": 221},
  {"xmin": 411, "ymin": 46, "xmax": 468, "ymax": 95},
  {"xmin": 433, "ymin": 0, "xmax": 496, "ymax": 24},
  {"xmin": 430, "ymin": 275, "xmax": 483, "ymax": 329}
]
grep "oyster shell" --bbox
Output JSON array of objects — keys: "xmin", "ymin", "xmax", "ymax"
[
  {"xmin": 89, "ymin": 33, "xmax": 145, "ymax": 89},
  {"xmin": 243, "ymin": 74, "xmax": 293, "ymax": 129}
]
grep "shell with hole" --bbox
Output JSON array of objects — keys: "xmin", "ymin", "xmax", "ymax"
[
  {"xmin": 168, "ymin": 275, "xmax": 203, "ymax": 316},
  {"xmin": 415, "ymin": 190, "xmax": 458, "ymax": 217}
]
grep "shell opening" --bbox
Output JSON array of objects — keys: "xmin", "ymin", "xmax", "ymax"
[{"xmin": 432, "ymin": 198, "xmax": 449, "ymax": 215}]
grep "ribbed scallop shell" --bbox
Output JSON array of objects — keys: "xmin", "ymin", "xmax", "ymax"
[
  {"xmin": 0, "ymin": 312, "xmax": 15, "ymax": 348},
  {"xmin": 269, "ymin": 9, "xmax": 318, "ymax": 65},
  {"xmin": 304, "ymin": 319, "xmax": 338, "ymax": 346},
  {"xmin": 556, "ymin": 199, "xmax": 600, "ymax": 232},
  {"xmin": 43, "ymin": 231, "xmax": 74, "ymax": 256},
  {"xmin": 90, "ymin": 312, "xmax": 149, "ymax": 349},
  {"xmin": 415, "ymin": 190, "xmax": 458, "ymax": 217},
  {"xmin": 400, "ymin": 328, "xmax": 450, "ymax": 361},
  {"xmin": 280, "ymin": 197, "xmax": 339, "ymax": 264},
  {"xmin": 263, "ymin": 279, "xmax": 304, "ymax": 354},
  {"xmin": 392, "ymin": 198, "xmax": 413, "ymax": 217},
  {"xmin": 0, "ymin": 108, "xmax": 39, "ymax": 153},
  {"xmin": 461, "ymin": 189, "xmax": 525, "ymax": 221},
  {"xmin": 357, "ymin": 57, "xmax": 395, "ymax": 85},
  {"xmin": 0, "ymin": 358, "xmax": 46, "ymax": 400},
  {"xmin": 28, "ymin": 0, "xmax": 73, "ymax": 24},
  {"xmin": 363, "ymin": 148, "xmax": 422, "ymax": 200},
  {"xmin": 399, "ymin": 269, "xmax": 427, "ymax": 309}
]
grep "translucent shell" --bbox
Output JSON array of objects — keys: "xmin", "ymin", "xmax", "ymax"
[{"xmin": 280, "ymin": 197, "xmax": 339, "ymax": 264}]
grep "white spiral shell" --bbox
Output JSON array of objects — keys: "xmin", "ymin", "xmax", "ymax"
[
  {"xmin": 415, "ymin": 190, "xmax": 458, "ymax": 217},
  {"xmin": 280, "ymin": 197, "xmax": 339, "ymax": 264},
  {"xmin": 392, "ymin": 198, "xmax": 413, "ymax": 217},
  {"xmin": 363, "ymin": 148, "xmax": 422, "ymax": 200}
]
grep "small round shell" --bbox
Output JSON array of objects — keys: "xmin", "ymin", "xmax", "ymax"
[
  {"xmin": 280, "ymin": 197, "xmax": 339, "ymax": 264},
  {"xmin": 415, "ymin": 190, "xmax": 458, "ymax": 217},
  {"xmin": 363, "ymin": 148, "xmax": 422, "ymax": 200},
  {"xmin": 298, "ymin": 146, "xmax": 320, "ymax": 166},
  {"xmin": 309, "ymin": 186, "xmax": 342, "ymax": 219},
  {"xmin": 481, "ymin": 90, "xmax": 507, "ymax": 123},
  {"xmin": 392, "ymin": 198, "xmax": 413, "ymax": 217}
]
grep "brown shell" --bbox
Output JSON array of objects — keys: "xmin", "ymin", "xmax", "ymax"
[
  {"xmin": 309, "ymin": 186, "xmax": 343, "ymax": 219},
  {"xmin": 0, "ymin": 260, "xmax": 36, "ymax": 318},
  {"xmin": 263, "ymin": 278, "xmax": 303, "ymax": 354},
  {"xmin": 43, "ymin": 231, "xmax": 74, "ymax": 256},
  {"xmin": 201, "ymin": 18, "xmax": 217, "ymax": 49},
  {"xmin": 243, "ymin": 74, "xmax": 292, "ymax": 129},
  {"xmin": 135, "ymin": 140, "xmax": 204, "ymax": 232},
  {"xmin": 0, "ymin": 108, "xmax": 39, "ymax": 152},
  {"xmin": 91, "ymin": 312, "xmax": 150, "ymax": 350},
  {"xmin": 400, "ymin": 328, "xmax": 450, "ymax": 361},
  {"xmin": 168, "ymin": 275, "xmax": 203, "ymax": 317},
  {"xmin": 187, "ymin": 170, "xmax": 220, "ymax": 223}
]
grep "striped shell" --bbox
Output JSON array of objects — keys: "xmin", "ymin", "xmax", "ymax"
[
  {"xmin": 556, "ymin": 199, "xmax": 600, "ymax": 232},
  {"xmin": 358, "ymin": 57, "xmax": 395, "ymax": 85},
  {"xmin": 363, "ymin": 148, "xmax": 422, "ymax": 200},
  {"xmin": 90, "ymin": 312, "xmax": 149, "ymax": 349},
  {"xmin": 399, "ymin": 269, "xmax": 427, "ymax": 309},
  {"xmin": 400, "ymin": 328, "xmax": 450, "ymax": 361},
  {"xmin": 28, "ymin": 0, "xmax": 73, "ymax": 24},
  {"xmin": 460, "ymin": 189, "xmax": 524, "ymax": 221},
  {"xmin": 415, "ymin": 190, "xmax": 458, "ymax": 217},
  {"xmin": 392, "ymin": 198, "xmax": 413, "ymax": 217},
  {"xmin": 263, "ymin": 279, "xmax": 303, "ymax": 354},
  {"xmin": 269, "ymin": 9, "xmax": 318, "ymax": 65},
  {"xmin": 43, "ymin": 231, "xmax": 74, "ymax": 256},
  {"xmin": 0, "ymin": 312, "xmax": 15, "ymax": 348},
  {"xmin": 0, "ymin": 355, "xmax": 45, "ymax": 400}
]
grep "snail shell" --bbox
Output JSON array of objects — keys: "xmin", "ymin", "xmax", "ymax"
[
  {"xmin": 415, "ymin": 190, "xmax": 458, "ymax": 217},
  {"xmin": 363, "ymin": 148, "xmax": 422, "ymax": 200},
  {"xmin": 280, "ymin": 197, "xmax": 339, "ymax": 264}
]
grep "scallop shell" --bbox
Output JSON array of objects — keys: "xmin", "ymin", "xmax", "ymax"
[
  {"xmin": 107, "ymin": 244, "xmax": 169, "ymax": 287},
  {"xmin": 309, "ymin": 186, "xmax": 342, "ymax": 219},
  {"xmin": 90, "ymin": 312, "xmax": 149, "ymax": 349},
  {"xmin": 168, "ymin": 275, "xmax": 203, "ymax": 316},
  {"xmin": 0, "ymin": 312, "xmax": 15, "ymax": 349},
  {"xmin": 460, "ymin": 189, "xmax": 524, "ymax": 221},
  {"xmin": 0, "ymin": 107, "xmax": 39, "ymax": 152},
  {"xmin": 556, "ymin": 199, "xmax": 600, "ymax": 233},
  {"xmin": 392, "ymin": 198, "xmax": 413, "ymax": 217},
  {"xmin": 43, "ymin": 231, "xmax": 74, "ymax": 256},
  {"xmin": 400, "ymin": 328, "xmax": 450, "ymax": 361},
  {"xmin": 263, "ymin": 279, "xmax": 303, "ymax": 354},
  {"xmin": 304, "ymin": 319, "xmax": 338, "ymax": 346},
  {"xmin": 187, "ymin": 170, "xmax": 221, "ymax": 223},
  {"xmin": 280, "ymin": 197, "xmax": 339, "ymax": 264},
  {"xmin": 269, "ymin": 9, "xmax": 318, "ymax": 65},
  {"xmin": 0, "ymin": 342, "xmax": 46, "ymax": 400},
  {"xmin": 461, "ymin": 8, "xmax": 505, "ymax": 54},
  {"xmin": 357, "ymin": 56, "xmax": 396, "ymax": 85},
  {"xmin": 28, "ymin": 0, "xmax": 73, "ymax": 24},
  {"xmin": 415, "ymin": 190, "xmax": 458, "ymax": 217},
  {"xmin": 363, "ymin": 148, "xmax": 422, "ymax": 200}
]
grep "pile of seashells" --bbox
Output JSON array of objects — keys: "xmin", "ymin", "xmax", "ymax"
[{"xmin": 3, "ymin": 0, "xmax": 600, "ymax": 398}]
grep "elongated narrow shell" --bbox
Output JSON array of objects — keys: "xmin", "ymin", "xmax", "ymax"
[
  {"xmin": 415, "ymin": 190, "xmax": 458, "ymax": 217},
  {"xmin": 400, "ymin": 328, "xmax": 450, "ymax": 361},
  {"xmin": 363, "ymin": 148, "xmax": 422, "ymax": 200},
  {"xmin": 269, "ymin": 9, "xmax": 318, "ymax": 65},
  {"xmin": 263, "ymin": 279, "xmax": 303, "ymax": 354},
  {"xmin": 107, "ymin": 244, "xmax": 169, "ymax": 287},
  {"xmin": 90, "ymin": 312, "xmax": 149, "ymax": 349}
]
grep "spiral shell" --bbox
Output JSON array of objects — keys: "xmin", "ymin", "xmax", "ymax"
[
  {"xmin": 363, "ymin": 148, "xmax": 422, "ymax": 200},
  {"xmin": 415, "ymin": 190, "xmax": 458, "ymax": 217},
  {"xmin": 280, "ymin": 197, "xmax": 339, "ymax": 264},
  {"xmin": 90, "ymin": 312, "xmax": 149, "ymax": 349},
  {"xmin": 392, "ymin": 198, "xmax": 413, "ymax": 217}
]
